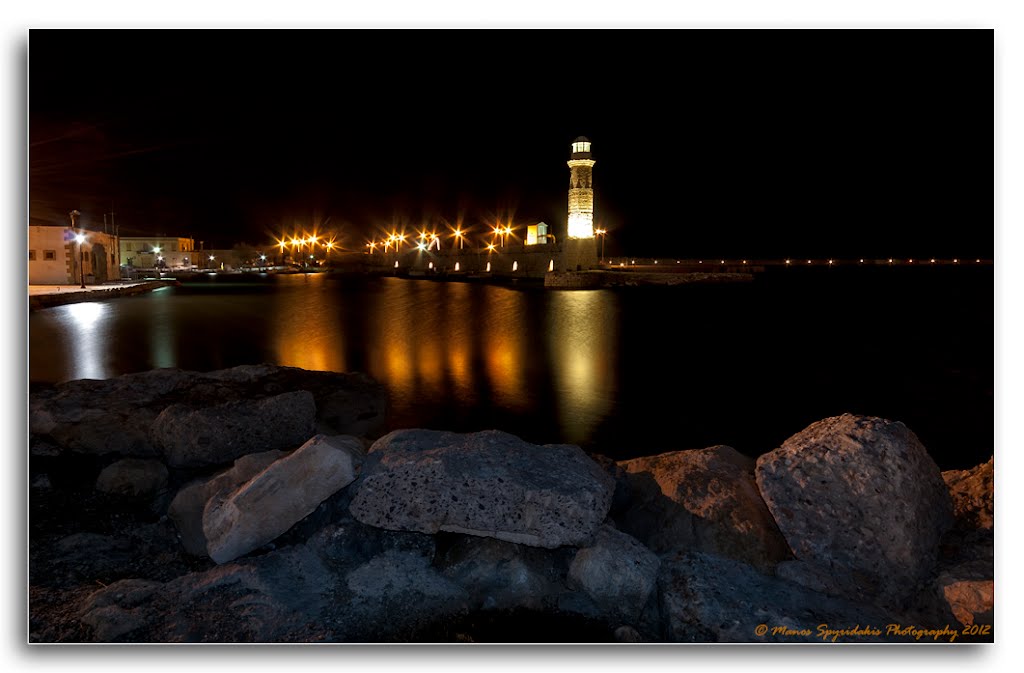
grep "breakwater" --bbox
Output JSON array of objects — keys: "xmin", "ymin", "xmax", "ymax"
[{"xmin": 29, "ymin": 365, "xmax": 993, "ymax": 643}]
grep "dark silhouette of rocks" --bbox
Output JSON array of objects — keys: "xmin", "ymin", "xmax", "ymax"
[{"xmin": 28, "ymin": 369, "xmax": 993, "ymax": 643}]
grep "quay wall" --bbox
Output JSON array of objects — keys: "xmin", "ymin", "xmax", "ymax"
[{"xmin": 366, "ymin": 238, "xmax": 599, "ymax": 279}]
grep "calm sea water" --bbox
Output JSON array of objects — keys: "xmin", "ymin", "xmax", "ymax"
[{"xmin": 28, "ymin": 268, "xmax": 993, "ymax": 469}]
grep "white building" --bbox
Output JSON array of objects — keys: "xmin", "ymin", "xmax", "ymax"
[{"xmin": 28, "ymin": 225, "xmax": 119, "ymax": 285}]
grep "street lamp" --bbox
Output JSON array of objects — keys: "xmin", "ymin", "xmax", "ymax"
[
  {"xmin": 595, "ymin": 228, "xmax": 607, "ymax": 263},
  {"xmin": 69, "ymin": 210, "xmax": 85, "ymax": 288}
]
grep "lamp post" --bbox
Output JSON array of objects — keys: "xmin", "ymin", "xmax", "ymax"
[
  {"xmin": 596, "ymin": 228, "xmax": 607, "ymax": 263},
  {"xmin": 153, "ymin": 246, "xmax": 162, "ymax": 279},
  {"xmin": 69, "ymin": 210, "xmax": 85, "ymax": 288}
]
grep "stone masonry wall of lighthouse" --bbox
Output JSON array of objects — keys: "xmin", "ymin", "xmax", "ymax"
[{"xmin": 567, "ymin": 138, "xmax": 596, "ymax": 240}]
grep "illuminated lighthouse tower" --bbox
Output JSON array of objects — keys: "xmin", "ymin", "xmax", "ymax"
[{"xmin": 567, "ymin": 136, "xmax": 596, "ymax": 239}]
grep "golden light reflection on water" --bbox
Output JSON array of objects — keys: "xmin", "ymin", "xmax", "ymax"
[
  {"xmin": 270, "ymin": 275, "xmax": 347, "ymax": 373},
  {"xmin": 547, "ymin": 290, "xmax": 619, "ymax": 445},
  {"xmin": 481, "ymin": 289, "xmax": 528, "ymax": 411},
  {"xmin": 443, "ymin": 283, "xmax": 474, "ymax": 404},
  {"xmin": 270, "ymin": 275, "xmax": 615, "ymax": 444}
]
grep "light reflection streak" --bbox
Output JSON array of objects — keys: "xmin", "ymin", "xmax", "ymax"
[
  {"xmin": 64, "ymin": 302, "xmax": 109, "ymax": 380},
  {"xmin": 546, "ymin": 290, "xmax": 619, "ymax": 445},
  {"xmin": 270, "ymin": 275, "xmax": 347, "ymax": 372}
]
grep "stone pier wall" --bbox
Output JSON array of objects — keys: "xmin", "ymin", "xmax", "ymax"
[{"xmin": 367, "ymin": 239, "xmax": 599, "ymax": 279}]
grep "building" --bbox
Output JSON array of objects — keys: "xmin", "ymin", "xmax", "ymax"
[
  {"xmin": 120, "ymin": 236, "xmax": 196, "ymax": 270},
  {"xmin": 28, "ymin": 225, "xmax": 119, "ymax": 285},
  {"xmin": 567, "ymin": 136, "xmax": 596, "ymax": 239},
  {"xmin": 526, "ymin": 222, "xmax": 550, "ymax": 246}
]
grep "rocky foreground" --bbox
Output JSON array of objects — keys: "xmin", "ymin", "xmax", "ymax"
[{"xmin": 29, "ymin": 365, "xmax": 994, "ymax": 643}]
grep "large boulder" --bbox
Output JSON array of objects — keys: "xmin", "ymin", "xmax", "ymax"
[
  {"xmin": 168, "ymin": 449, "xmax": 288, "ymax": 556},
  {"xmin": 349, "ymin": 429, "xmax": 615, "ymax": 549},
  {"xmin": 153, "ymin": 391, "xmax": 316, "ymax": 468},
  {"xmin": 755, "ymin": 414, "xmax": 952, "ymax": 607},
  {"xmin": 203, "ymin": 435, "xmax": 362, "ymax": 563},
  {"xmin": 95, "ymin": 458, "xmax": 169, "ymax": 497},
  {"xmin": 942, "ymin": 456, "xmax": 993, "ymax": 531},
  {"xmin": 30, "ymin": 369, "xmax": 210, "ymax": 457},
  {"xmin": 30, "ymin": 365, "xmax": 387, "ymax": 458},
  {"xmin": 617, "ymin": 446, "xmax": 790, "ymax": 570},
  {"xmin": 658, "ymin": 551, "xmax": 911, "ymax": 643},
  {"xmin": 567, "ymin": 524, "xmax": 660, "ymax": 622}
]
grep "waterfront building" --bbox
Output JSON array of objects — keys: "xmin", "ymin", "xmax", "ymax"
[
  {"xmin": 28, "ymin": 224, "xmax": 119, "ymax": 285},
  {"xmin": 119, "ymin": 236, "xmax": 196, "ymax": 270}
]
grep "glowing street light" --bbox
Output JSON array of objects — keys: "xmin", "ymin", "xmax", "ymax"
[
  {"xmin": 453, "ymin": 228, "xmax": 464, "ymax": 250},
  {"xmin": 595, "ymin": 228, "xmax": 607, "ymax": 262}
]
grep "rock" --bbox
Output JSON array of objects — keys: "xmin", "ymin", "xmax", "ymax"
[
  {"xmin": 567, "ymin": 524, "xmax": 659, "ymax": 621},
  {"xmin": 437, "ymin": 534, "xmax": 571, "ymax": 611},
  {"xmin": 942, "ymin": 456, "xmax": 993, "ymax": 531},
  {"xmin": 203, "ymin": 435, "xmax": 362, "ymax": 563},
  {"xmin": 31, "ymin": 369, "xmax": 195, "ymax": 457},
  {"xmin": 341, "ymin": 549, "xmax": 469, "ymax": 640},
  {"xmin": 90, "ymin": 544, "xmax": 339, "ymax": 642},
  {"xmin": 349, "ymin": 429, "xmax": 614, "ymax": 549},
  {"xmin": 617, "ymin": 446, "xmax": 790, "ymax": 570},
  {"xmin": 931, "ymin": 526, "xmax": 993, "ymax": 630},
  {"xmin": 658, "ymin": 551, "xmax": 909, "ymax": 643},
  {"xmin": 936, "ymin": 570, "xmax": 993, "ymax": 628},
  {"xmin": 168, "ymin": 449, "xmax": 287, "ymax": 556},
  {"xmin": 79, "ymin": 579, "xmax": 162, "ymax": 641},
  {"xmin": 30, "ymin": 436, "xmax": 62, "ymax": 457},
  {"xmin": 153, "ymin": 391, "xmax": 316, "ymax": 468},
  {"xmin": 50, "ymin": 533, "xmax": 134, "ymax": 586},
  {"xmin": 614, "ymin": 625, "xmax": 644, "ymax": 643},
  {"xmin": 755, "ymin": 414, "xmax": 953, "ymax": 607},
  {"xmin": 95, "ymin": 458, "xmax": 169, "ymax": 497},
  {"xmin": 30, "ymin": 365, "xmax": 387, "ymax": 458}
]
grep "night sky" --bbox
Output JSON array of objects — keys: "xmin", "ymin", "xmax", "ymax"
[{"xmin": 29, "ymin": 29, "xmax": 992, "ymax": 258}]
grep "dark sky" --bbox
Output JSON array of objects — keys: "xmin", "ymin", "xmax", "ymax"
[{"xmin": 29, "ymin": 29, "xmax": 992, "ymax": 258}]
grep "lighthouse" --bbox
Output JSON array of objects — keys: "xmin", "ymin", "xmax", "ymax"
[{"xmin": 567, "ymin": 137, "xmax": 596, "ymax": 239}]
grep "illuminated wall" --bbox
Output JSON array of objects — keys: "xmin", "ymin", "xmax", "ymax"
[{"xmin": 567, "ymin": 137, "xmax": 596, "ymax": 239}]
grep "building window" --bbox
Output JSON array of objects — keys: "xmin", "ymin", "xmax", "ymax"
[
  {"xmin": 44, "ymin": 250, "xmax": 56, "ymax": 261},
  {"xmin": 28, "ymin": 250, "xmax": 36, "ymax": 261},
  {"xmin": 126, "ymin": 242, "xmax": 133, "ymax": 251}
]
